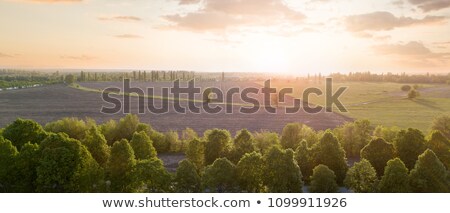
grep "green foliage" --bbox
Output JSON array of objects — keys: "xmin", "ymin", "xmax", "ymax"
[
  {"xmin": 373, "ymin": 125, "xmax": 400, "ymax": 143},
  {"xmin": 0, "ymin": 137, "xmax": 18, "ymax": 192},
  {"xmin": 360, "ymin": 138, "xmax": 395, "ymax": 176},
  {"xmin": 174, "ymin": 160, "xmax": 201, "ymax": 193},
  {"xmin": 99, "ymin": 119, "xmax": 118, "ymax": 146},
  {"xmin": 3, "ymin": 118, "xmax": 47, "ymax": 149},
  {"xmin": 151, "ymin": 130, "xmax": 169, "ymax": 153},
  {"xmin": 230, "ymin": 129, "xmax": 255, "ymax": 163},
  {"xmin": 165, "ymin": 130, "xmax": 180, "ymax": 152},
  {"xmin": 203, "ymin": 158, "xmax": 237, "ymax": 192},
  {"xmin": 83, "ymin": 126, "xmax": 110, "ymax": 168},
  {"xmin": 263, "ymin": 146, "xmax": 303, "ymax": 192},
  {"xmin": 65, "ymin": 74, "xmax": 75, "ymax": 84},
  {"xmin": 45, "ymin": 117, "xmax": 93, "ymax": 140},
  {"xmin": 14, "ymin": 142, "xmax": 41, "ymax": 192},
  {"xmin": 130, "ymin": 131, "xmax": 157, "ymax": 160},
  {"xmin": 281, "ymin": 123, "xmax": 318, "ymax": 150},
  {"xmin": 426, "ymin": 130, "xmax": 450, "ymax": 169},
  {"xmin": 180, "ymin": 128, "xmax": 198, "ymax": 152},
  {"xmin": 185, "ymin": 138, "xmax": 205, "ymax": 172},
  {"xmin": 334, "ymin": 119, "xmax": 373, "ymax": 158},
  {"xmin": 36, "ymin": 133, "xmax": 103, "ymax": 192},
  {"xmin": 401, "ymin": 85, "xmax": 411, "ymax": 92},
  {"xmin": 204, "ymin": 129, "xmax": 232, "ymax": 165},
  {"xmin": 431, "ymin": 114, "xmax": 450, "ymax": 139},
  {"xmin": 116, "ymin": 114, "xmax": 140, "ymax": 141},
  {"xmin": 236, "ymin": 152, "xmax": 264, "ymax": 192},
  {"xmin": 253, "ymin": 131, "xmax": 280, "ymax": 154},
  {"xmin": 344, "ymin": 159, "xmax": 378, "ymax": 193},
  {"xmin": 394, "ymin": 128, "xmax": 427, "ymax": 169},
  {"xmin": 378, "ymin": 158, "xmax": 411, "ymax": 193},
  {"xmin": 309, "ymin": 164, "xmax": 339, "ymax": 193},
  {"xmin": 107, "ymin": 139, "xmax": 136, "ymax": 192},
  {"xmin": 311, "ymin": 131, "xmax": 348, "ymax": 184},
  {"xmin": 409, "ymin": 149, "xmax": 449, "ymax": 192},
  {"xmin": 133, "ymin": 158, "xmax": 171, "ymax": 192},
  {"xmin": 408, "ymin": 89, "xmax": 419, "ymax": 99},
  {"xmin": 295, "ymin": 140, "xmax": 314, "ymax": 183}
]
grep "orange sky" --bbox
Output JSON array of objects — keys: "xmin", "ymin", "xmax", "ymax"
[{"xmin": 0, "ymin": 0, "xmax": 449, "ymax": 74}]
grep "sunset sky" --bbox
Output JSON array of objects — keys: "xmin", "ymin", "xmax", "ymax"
[{"xmin": 0, "ymin": 0, "xmax": 449, "ymax": 74}]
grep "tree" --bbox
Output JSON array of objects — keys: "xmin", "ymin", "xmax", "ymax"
[
  {"xmin": 133, "ymin": 158, "xmax": 171, "ymax": 192},
  {"xmin": 99, "ymin": 119, "xmax": 118, "ymax": 146},
  {"xmin": 309, "ymin": 165, "xmax": 339, "ymax": 193},
  {"xmin": 295, "ymin": 140, "xmax": 314, "ymax": 183},
  {"xmin": 36, "ymin": 133, "xmax": 103, "ymax": 192},
  {"xmin": 373, "ymin": 125, "xmax": 400, "ymax": 143},
  {"xmin": 334, "ymin": 119, "xmax": 372, "ymax": 158},
  {"xmin": 180, "ymin": 128, "xmax": 198, "ymax": 152},
  {"xmin": 130, "ymin": 131, "xmax": 157, "ymax": 160},
  {"xmin": 45, "ymin": 117, "xmax": 92, "ymax": 140},
  {"xmin": 204, "ymin": 129, "xmax": 232, "ymax": 165},
  {"xmin": 394, "ymin": 128, "xmax": 427, "ymax": 169},
  {"xmin": 165, "ymin": 130, "xmax": 180, "ymax": 152},
  {"xmin": 426, "ymin": 130, "xmax": 450, "ymax": 169},
  {"xmin": 14, "ymin": 142, "xmax": 40, "ymax": 192},
  {"xmin": 0, "ymin": 137, "xmax": 18, "ymax": 192},
  {"xmin": 174, "ymin": 160, "xmax": 201, "ymax": 193},
  {"xmin": 236, "ymin": 152, "xmax": 264, "ymax": 192},
  {"xmin": 185, "ymin": 138, "xmax": 205, "ymax": 172},
  {"xmin": 253, "ymin": 131, "xmax": 280, "ymax": 154},
  {"xmin": 82, "ymin": 126, "xmax": 110, "ymax": 168},
  {"xmin": 65, "ymin": 74, "xmax": 75, "ymax": 84},
  {"xmin": 281, "ymin": 123, "xmax": 317, "ymax": 150},
  {"xmin": 230, "ymin": 129, "xmax": 255, "ymax": 163},
  {"xmin": 3, "ymin": 118, "xmax": 47, "ymax": 149},
  {"xmin": 360, "ymin": 138, "xmax": 395, "ymax": 176},
  {"xmin": 116, "ymin": 114, "xmax": 140, "ymax": 141},
  {"xmin": 431, "ymin": 114, "xmax": 450, "ymax": 139},
  {"xmin": 401, "ymin": 85, "xmax": 411, "ymax": 92},
  {"xmin": 107, "ymin": 139, "xmax": 136, "ymax": 192},
  {"xmin": 203, "ymin": 158, "xmax": 237, "ymax": 192},
  {"xmin": 344, "ymin": 159, "xmax": 378, "ymax": 193},
  {"xmin": 263, "ymin": 146, "xmax": 303, "ymax": 192},
  {"xmin": 311, "ymin": 131, "xmax": 348, "ymax": 184},
  {"xmin": 378, "ymin": 158, "xmax": 411, "ymax": 193},
  {"xmin": 408, "ymin": 89, "xmax": 419, "ymax": 99},
  {"xmin": 409, "ymin": 149, "xmax": 449, "ymax": 192}
]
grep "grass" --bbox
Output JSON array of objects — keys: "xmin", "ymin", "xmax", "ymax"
[{"xmin": 269, "ymin": 80, "xmax": 450, "ymax": 133}]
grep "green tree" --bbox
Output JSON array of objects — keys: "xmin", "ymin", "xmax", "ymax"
[
  {"xmin": 426, "ymin": 130, "xmax": 450, "ymax": 169},
  {"xmin": 174, "ymin": 160, "xmax": 201, "ymax": 193},
  {"xmin": 378, "ymin": 158, "xmax": 411, "ymax": 193},
  {"xmin": 204, "ymin": 129, "xmax": 232, "ymax": 165},
  {"xmin": 263, "ymin": 146, "xmax": 303, "ymax": 192},
  {"xmin": 253, "ymin": 131, "xmax": 280, "ymax": 154},
  {"xmin": 99, "ymin": 119, "xmax": 118, "ymax": 146},
  {"xmin": 373, "ymin": 125, "xmax": 400, "ymax": 143},
  {"xmin": 180, "ymin": 128, "xmax": 198, "ymax": 152},
  {"xmin": 203, "ymin": 158, "xmax": 237, "ymax": 192},
  {"xmin": 311, "ymin": 131, "xmax": 348, "ymax": 184},
  {"xmin": 431, "ymin": 114, "xmax": 450, "ymax": 139},
  {"xmin": 334, "ymin": 119, "xmax": 372, "ymax": 158},
  {"xmin": 130, "ymin": 131, "xmax": 157, "ymax": 160},
  {"xmin": 14, "ymin": 142, "xmax": 41, "ymax": 192},
  {"xmin": 236, "ymin": 152, "xmax": 264, "ymax": 192},
  {"xmin": 0, "ymin": 137, "xmax": 18, "ymax": 192},
  {"xmin": 36, "ymin": 133, "xmax": 103, "ymax": 192},
  {"xmin": 83, "ymin": 126, "xmax": 110, "ymax": 168},
  {"xmin": 401, "ymin": 85, "xmax": 411, "ymax": 92},
  {"xmin": 295, "ymin": 140, "xmax": 314, "ymax": 183},
  {"xmin": 165, "ymin": 130, "xmax": 180, "ymax": 152},
  {"xmin": 185, "ymin": 138, "xmax": 205, "ymax": 172},
  {"xmin": 45, "ymin": 117, "xmax": 91, "ymax": 140},
  {"xmin": 344, "ymin": 159, "xmax": 378, "ymax": 193},
  {"xmin": 3, "ymin": 118, "xmax": 47, "ymax": 149},
  {"xmin": 133, "ymin": 158, "xmax": 171, "ymax": 192},
  {"xmin": 65, "ymin": 74, "xmax": 75, "ymax": 84},
  {"xmin": 107, "ymin": 139, "xmax": 136, "ymax": 192},
  {"xmin": 309, "ymin": 164, "xmax": 339, "ymax": 193},
  {"xmin": 408, "ymin": 89, "xmax": 419, "ymax": 99},
  {"xmin": 394, "ymin": 128, "xmax": 427, "ymax": 169},
  {"xmin": 409, "ymin": 149, "xmax": 449, "ymax": 192},
  {"xmin": 360, "ymin": 138, "xmax": 395, "ymax": 176},
  {"xmin": 116, "ymin": 114, "xmax": 140, "ymax": 141},
  {"xmin": 230, "ymin": 129, "xmax": 255, "ymax": 163},
  {"xmin": 281, "ymin": 123, "xmax": 317, "ymax": 150}
]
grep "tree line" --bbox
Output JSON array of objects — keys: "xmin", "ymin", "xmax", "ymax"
[{"xmin": 0, "ymin": 114, "xmax": 449, "ymax": 193}]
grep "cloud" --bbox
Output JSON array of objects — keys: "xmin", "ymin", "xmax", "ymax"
[
  {"xmin": 60, "ymin": 54, "xmax": 95, "ymax": 60},
  {"xmin": 408, "ymin": 0, "xmax": 450, "ymax": 12},
  {"xmin": 114, "ymin": 34, "xmax": 143, "ymax": 39},
  {"xmin": 163, "ymin": 0, "xmax": 306, "ymax": 32},
  {"xmin": 0, "ymin": 52, "xmax": 13, "ymax": 58},
  {"xmin": 344, "ymin": 11, "xmax": 446, "ymax": 32},
  {"xmin": 98, "ymin": 16, "xmax": 142, "ymax": 22}
]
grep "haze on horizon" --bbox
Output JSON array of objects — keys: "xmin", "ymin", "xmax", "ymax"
[{"xmin": 0, "ymin": 0, "xmax": 449, "ymax": 74}]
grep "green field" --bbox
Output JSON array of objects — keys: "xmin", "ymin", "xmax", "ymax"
[{"xmin": 270, "ymin": 81, "xmax": 450, "ymax": 133}]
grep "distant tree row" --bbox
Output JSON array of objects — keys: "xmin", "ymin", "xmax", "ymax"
[
  {"xmin": 330, "ymin": 72, "xmax": 450, "ymax": 84},
  {"xmin": 0, "ymin": 114, "xmax": 449, "ymax": 193}
]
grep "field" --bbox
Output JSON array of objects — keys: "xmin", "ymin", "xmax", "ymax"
[
  {"xmin": 0, "ymin": 81, "xmax": 352, "ymax": 134},
  {"xmin": 269, "ymin": 80, "xmax": 450, "ymax": 133}
]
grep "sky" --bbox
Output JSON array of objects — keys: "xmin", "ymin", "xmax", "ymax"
[{"xmin": 0, "ymin": 0, "xmax": 449, "ymax": 74}]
